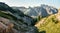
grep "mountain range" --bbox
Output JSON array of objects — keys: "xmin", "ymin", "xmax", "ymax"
[{"xmin": 12, "ymin": 4, "xmax": 58, "ymax": 18}]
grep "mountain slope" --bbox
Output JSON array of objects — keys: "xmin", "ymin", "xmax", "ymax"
[
  {"xmin": 0, "ymin": 2, "xmax": 38, "ymax": 33},
  {"xmin": 0, "ymin": 2, "xmax": 36, "ymax": 26},
  {"xmin": 35, "ymin": 13, "xmax": 60, "ymax": 33}
]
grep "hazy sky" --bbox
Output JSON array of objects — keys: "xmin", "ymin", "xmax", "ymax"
[{"xmin": 0, "ymin": 0, "xmax": 60, "ymax": 8}]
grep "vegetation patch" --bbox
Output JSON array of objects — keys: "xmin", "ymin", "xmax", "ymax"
[{"xmin": 36, "ymin": 15, "xmax": 60, "ymax": 33}]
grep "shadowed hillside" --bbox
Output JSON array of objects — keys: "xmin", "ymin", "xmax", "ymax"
[{"xmin": 0, "ymin": 2, "xmax": 39, "ymax": 33}]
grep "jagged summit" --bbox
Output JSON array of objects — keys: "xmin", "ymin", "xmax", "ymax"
[{"xmin": 12, "ymin": 4, "xmax": 58, "ymax": 18}]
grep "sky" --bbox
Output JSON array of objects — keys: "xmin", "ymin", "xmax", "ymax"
[{"xmin": 0, "ymin": 0, "xmax": 60, "ymax": 8}]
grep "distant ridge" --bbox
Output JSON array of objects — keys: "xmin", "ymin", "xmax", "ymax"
[{"xmin": 12, "ymin": 4, "xmax": 58, "ymax": 18}]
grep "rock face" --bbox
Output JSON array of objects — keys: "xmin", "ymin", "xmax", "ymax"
[
  {"xmin": 0, "ymin": 2, "xmax": 38, "ymax": 33},
  {"xmin": 13, "ymin": 4, "xmax": 58, "ymax": 18}
]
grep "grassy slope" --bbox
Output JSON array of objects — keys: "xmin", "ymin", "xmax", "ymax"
[{"xmin": 36, "ymin": 15, "xmax": 60, "ymax": 33}]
